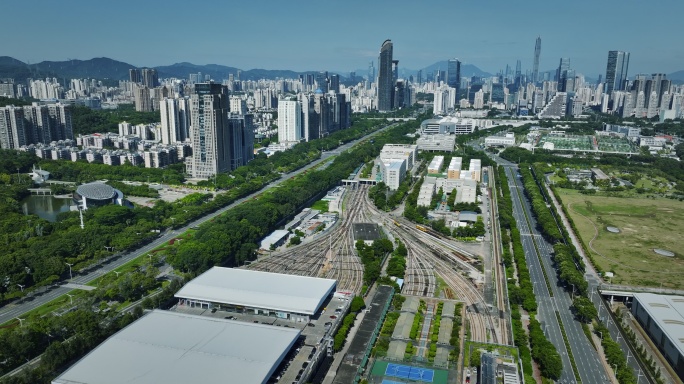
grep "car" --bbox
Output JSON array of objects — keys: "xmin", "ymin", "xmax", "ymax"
[
  {"xmin": 253, "ymin": 320, "xmax": 259, "ymax": 323},
  {"xmin": 330, "ymin": 315, "xmax": 337, "ymax": 319},
  {"xmin": 211, "ymin": 308, "xmax": 217, "ymax": 313},
  {"xmin": 307, "ymin": 323, "xmax": 315, "ymax": 327}
]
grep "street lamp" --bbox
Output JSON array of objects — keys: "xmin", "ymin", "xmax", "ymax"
[
  {"xmin": 66, "ymin": 293, "xmax": 74, "ymax": 305},
  {"xmin": 65, "ymin": 263, "xmax": 73, "ymax": 280},
  {"xmin": 15, "ymin": 317, "xmax": 25, "ymax": 327},
  {"xmin": 17, "ymin": 284, "xmax": 24, "ymax": 292},
  {"xmin": 612, "ymin": 364, "xmax": 618, "ymax": 379},
  {"xmin": 113, "ymin": 271, "xmax": 121, "ymax": 277}
]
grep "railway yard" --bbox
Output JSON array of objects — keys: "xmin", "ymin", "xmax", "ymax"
[{"xmin": 247, "ymin": 174, "xmax": 510, "ymax": 352}]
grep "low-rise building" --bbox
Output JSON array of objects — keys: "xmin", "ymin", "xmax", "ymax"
[
  {"xmin": 416, "ymin": 134, "xmax": 455, "ymax": 152},
  {"xmin": 417, "ymin": 182, "xmax": 435, "ymax": 207},
  {"xmin": 175, "ymin": 267, "xmax": 337, "ymax": 323},
  {"xmin": 484, "ymin": 133, "xmax": 516, "ymax": 147},
  {"xmin": 428, "ymin": 156, "xmax": 444, "ymax": 174},
  {"xmin": 447, "ymin": 157, "xmax": 462, "ymax": 179}
]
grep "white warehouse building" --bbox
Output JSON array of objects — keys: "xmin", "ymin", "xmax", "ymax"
[{"xmin": 175, "ymin": 267, "xmax": 337, "ymax": 323}]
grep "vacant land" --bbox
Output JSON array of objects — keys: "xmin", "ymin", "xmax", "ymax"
[{"xmin": 557, "ymin": 189, "xmax": 684, "ymax": 288}]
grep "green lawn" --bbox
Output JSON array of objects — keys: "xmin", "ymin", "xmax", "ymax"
[
  {"xmin": 557, "ymin": 189, "xmax": 684, "ymax": 288},
  {"xmin": 311, "ymin": 200, "xmax": 330, "ymax": 212}
]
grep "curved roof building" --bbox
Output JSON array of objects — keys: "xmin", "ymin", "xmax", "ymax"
[{"xmin": 74, "ymin": 182, "xmax": 124, "ymax": 210}]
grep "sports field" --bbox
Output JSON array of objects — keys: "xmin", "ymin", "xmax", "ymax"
[{"xmin": 557, "ymin": 189, "xmax": 684, "ymax": 288}]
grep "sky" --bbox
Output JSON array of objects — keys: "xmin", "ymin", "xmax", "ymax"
[{"xmin": 3, "ymin": 0, "xmax": 684, "ymax": 77}]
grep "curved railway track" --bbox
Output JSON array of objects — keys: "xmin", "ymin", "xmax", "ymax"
[{"xmin": 246, "ymin": 186, "xmax": 368, "ymax": 294}]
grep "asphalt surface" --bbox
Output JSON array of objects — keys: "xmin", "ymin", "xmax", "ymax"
[
  {"xmin": 0, "ymin": 122, "xmax": 400, "ymax": 325},
  {"xmin": 498, "ymin": 156, "xmax": 611, "ymax": 384}
]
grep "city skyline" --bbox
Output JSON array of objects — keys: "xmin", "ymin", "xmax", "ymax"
[{"xmin": 3, "ymin": 0, "xmax": 684, "ymax": 77}]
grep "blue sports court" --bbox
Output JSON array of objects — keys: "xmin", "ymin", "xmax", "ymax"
[{"xmin": 384, "ymin": 363, "xmax": 435, "ymax": 383}]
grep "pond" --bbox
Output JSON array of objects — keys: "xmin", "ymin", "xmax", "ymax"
[{"xmin": 21, "ymin": 195, "xmax": 74, "ymax": 222}]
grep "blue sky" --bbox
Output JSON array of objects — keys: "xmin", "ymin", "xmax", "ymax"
[{"xmin": 4, "ymin": 0, "xmax": 683, "ymax": 77}]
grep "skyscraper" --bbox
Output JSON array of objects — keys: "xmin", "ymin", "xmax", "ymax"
[
  {"xmin": 605, "ymin": 51, "xmax": 630, "ymax": 94},
  {"xmin": 329, "ymin": 74, "xmax": 340, "ymax": 93},
  {"xmin": 315, "ymin": 71, "xmax": 328, "ymax": 93},
  {"xmin": 129, "ymin": 68, "xmax": 142, "ymax": 84},
  {"xmin": 532, "ymin": 36, "xmax": 541, "ymax": 83},
  {"xmin": 277, "ymin": 99, "xmax": 302, "ymax": 143},
  {"xmin": 377, "ymin": 40, "xmax": 394, "ymax": 112},
  {"xmin": 188, "ymin": 83, "xmax": 240, "ymax": 178},
  {"xmin": 447, "ymin": 59, "xmax": 461, "ymax": 98},
  {"xmin": 141, "ymin": 68, "xmax": 158, "ymax": 88},
  {"xmin": 0, "ymin": 106, "xmax": 27, "ymax": 149},
  {"xmin": 556, "ymin": 58, "xmax": 571, "ymax": 91},
  {"xmin": 159, "ymin": 97, "xmax": 191, "ymax": 144}
]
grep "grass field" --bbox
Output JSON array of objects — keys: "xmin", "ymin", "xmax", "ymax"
[
  {"xmin": 311, "ymin": 200, "xmax": 330, "ymax": 212},
  {"xmin": 557, "ymin": 189, "xmax": 684, "ymax": 288}
]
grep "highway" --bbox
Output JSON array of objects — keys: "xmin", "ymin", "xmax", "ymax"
[
  {"xmin": 502, "ymin": 161, "xmax": 611, "ymax": 384},
  {"xmin": 0, "ymin": 121, "xmax": 400, "ymax": 326}
]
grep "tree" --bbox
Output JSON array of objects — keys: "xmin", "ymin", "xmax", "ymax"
[
  {"xmin": 572, "ymin": 296, "xmax": 597, "ymax": 323},
  {"xmin": 350, "ymin": 296, "xmax": 366, "ymax": 312},
  {"xmin": 289, "ymin": 236, "xmax": 301, "ymax": 246},
  {"xmin": 470, "ymin": 349, "xmax": 481, "ymax": 367}
]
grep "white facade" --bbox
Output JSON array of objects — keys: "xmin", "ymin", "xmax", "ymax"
[
  {"xmin": 417, "ymin": 182, "xmax": 435, "ymax": 207},
  {"xmin": 277, "ymin": 100, "xmax": 302, "ymax": 143},
  {"xmin": 159, "ymin": 97, "xmax": 190, "ymax": 145},
  {"xmin": 428, "ymin": 156, "xmax": 444, "ymax": 173},
  {"xmin": 380, "ymin": 144, "xmax": 417, "ymax": 170},
  {"xmin": 381, "ymin": 160, "xmax": 406, "ymax": 190},
  {"xmin": 484, "ymin": 133, "xmax": 516, "ymax": 147}
]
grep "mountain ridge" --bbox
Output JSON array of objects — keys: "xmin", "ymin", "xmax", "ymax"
[{"xmin": 1, "ymin": 56, "xmax": 681, "ymax": 84}]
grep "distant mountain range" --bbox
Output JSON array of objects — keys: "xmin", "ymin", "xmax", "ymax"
[{"xmin": 1, "ymin": 56, "xmax": 682, "ymax": 85}]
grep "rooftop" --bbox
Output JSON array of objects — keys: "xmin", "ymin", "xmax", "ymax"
[
  {"xmin": 175, "ymin": 267, "xmax": 336, "ymax": 315},
  {"xmin": 76, "ymin": 182, "xmax": 116, "ymax": 200},
  {"xmin": 633, "ymin": 293, "xmax": 684, "ymax": 358},
  {"xmin": 52, "ymin": 310, "xmax": 301, "ymax": 384}
]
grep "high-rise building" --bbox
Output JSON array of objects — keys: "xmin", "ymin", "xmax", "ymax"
[
  {"xmin": 23, "ymin": 103, "xmax": 51, "ymax": 144},
  {"xmin": 329, "ymin": 74, "xmax": 340, "ymax": 93},
  {"xmin": 277, "ymin": 99, "xmax": 302, "ymax": 143},
  {"xmin": 605, "ymin": 51, "xmax": 630, "ymax": 94},
  {"xmin": 368, "ymin": 61, "xmax": 375, "ymax": 83},
  {"xmin": 229, "ymin": 96, "xmax": 247, "ymax": 115},
  {"xmin": 377, "ymin": 39, "xmax": 394, "ymax": 112},
  {"xmin": 159, "ymin": 97, "xmax": 191, "ymax": 144},
  {"xmin": 447, "ymin": 59, "xmax": 461, "ymax": 98},
  {"xmin": 141, "ymin": 68, "xmax": 158, "ymax": 88},
  {"xmin": 0, "ymin": 106, "xmax": 27, "ymax": 149},
  {"xmin": 134, "ymin": 86, "xmax": 152, "ymax": 112},
  {"xmin": 47, "ymin": 103, "xmax": 73, "ymax": 141},
  {"xmin": 532, "ymin": 36, "xmax": 541, "ymax": 84},
  {"xmin": 556, "ymin": 58, "xmax": 571, "ymax": 92},
  {"xmin": 188, "ymin": 83, "xmax": 232, "ymax": 178},
  {"xmin": 417, "ymin": 69, "xmax": 423, "ymax": 84},
  {"xmin": 315, "ymin": 72, "xmax": 328, "ymax": 93},
  {"xmin": 129, "ymin": 69, "xmax": 142, "ymax": 84}
]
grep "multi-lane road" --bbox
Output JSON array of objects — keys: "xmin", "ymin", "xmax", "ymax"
[
  {"xmin": 0, "ymin": 122, "xmax": 401, "ymax": 325},
  {"xmin": 501, "ymin": 159, "xmax": 611, "ymax": 384}
]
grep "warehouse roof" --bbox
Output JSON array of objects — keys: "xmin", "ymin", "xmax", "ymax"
[
  {"xmin": 175, "ymin": 267, "xmax": 336, "ymax": 315},
  {"xmin": 52, "ymin": 310, "xmax": 301, "ymax": 384},
  {"xmin": 633, "ymin": 293, "xmax": 684, "ymax": 357}
]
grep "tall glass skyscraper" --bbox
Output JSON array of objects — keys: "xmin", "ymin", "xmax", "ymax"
[
  {"xmin": 377, "ymin": 40, "xmax": 394, "ymax": 112},
  {"xmin": 532, "ymin": 36, "xmax": 541, "ymax": 83},
  {"xmin": 447, "ymin": 58, "xmax": 461, "ymax": 98},
  {"xmin": 605, "ymin": 51, "xmax": 630, "ymax": 94}
]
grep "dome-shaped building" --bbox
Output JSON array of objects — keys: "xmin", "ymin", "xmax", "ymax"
[{"xmin": 73, "ymin": 182, "xmax": 124, "ymax": 210}]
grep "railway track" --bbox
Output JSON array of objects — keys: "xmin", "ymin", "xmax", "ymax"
[{"xmin": 246, "ymin": 185, "xmax": 368, "ymax": 294}]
